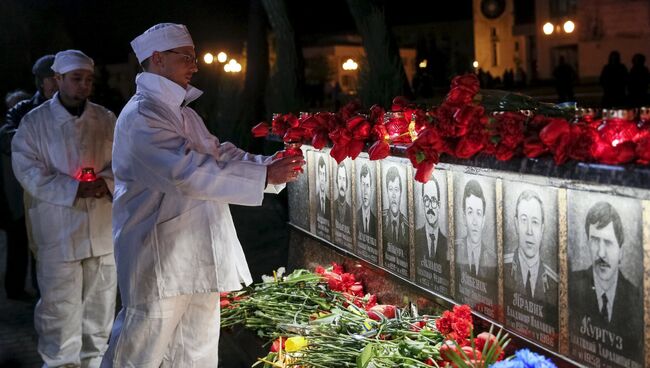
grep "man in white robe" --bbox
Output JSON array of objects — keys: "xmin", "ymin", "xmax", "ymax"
[
  {"xmin": 12, "ymin": 49, "xmax": 117, "ymax": 368},
  {"xmin": 101, "ymin": 23, "xmax": 303, "ymax": 367}
]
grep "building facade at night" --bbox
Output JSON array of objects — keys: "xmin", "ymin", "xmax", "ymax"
[{"xmin": 473, "ymin": 0, "xmax": 650, "ymax": 82}]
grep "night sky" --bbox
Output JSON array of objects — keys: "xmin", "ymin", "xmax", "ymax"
[{"xmin": 0, "ymin": 0, "xmax": 471, "ymax": 103}]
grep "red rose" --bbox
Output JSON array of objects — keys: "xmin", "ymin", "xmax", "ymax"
[
  {"xmin": 391, "ymin": 96, "xmax": 411, "ymax": 111},
  {"xmin": 251, "ymin": 122, "xmax": 270, "ymax": 137},
  {"xmin": 270, "ymin": 337, "xmax": 286, "ymax": 353},
  {"xmin": 368, "ymin": 140, "xmax": 390, "ymax": 160},
  {"xmin": 528, "ymin": 114, "xmax": 551, "ymax": 132},
  {"xmin": 329, "ymin": 143, "xmax": 348, "ymax": 164},
  {"xmin": 339, "ymin": 99, "xmax": 362, "ymax": 120},
  {"xmin": 539, "ymin": 118, "xmax": 570, "ymax": 148},
  {"xmin": 283, "ymin": 127, "xmax": 306, "ymax": 143},
  {"xmin": 439, "ymin": 341, "xmax": 460, "ymax": 362},
  {"xmin": 523, "ymin": 137, "xmax": 548, "ymax": 158},
  {"xmin": 460, "ymin": 346, "xmax": 482, "ymax": 362},
  {"xmin": 367, "ymin": 304, "xmax": 397, "ymax": 320},
  {"xmin": 348, "ymin": 283, "xmax": 364, "ymax": 296},
  {"xmin": 495, "ymin": 144, "xmax": 516, "ymax": 161},
  {"xmin": 493, "ymin": 112, "xmax": 525, "ymax": 149},
  {"xmin": 312, "ymin": 131, "xmax": 329, "ymax": 149},
  {"xmin": 348, "ymin": 117, "xmax": 371, "ymax": 140},
  {"xmin": 550, "ymin": 134, "xmax": 571, "ymax": 165},
  {"xmin": 474, "ymin": 332, "xmax": 504, "ymax": 361},
  {"xmin": 454, "ymin": 105, "xmax": 485, "ymax": 135},
  {"xmin": 455, "ymin": 136, "xmax": 484, "ymax": 158},
  {"xmin": 635, "ymin": 130, "xmax": 650, "ymax": 164},
  {"xmin": 369, "ymin": 104, "xmax": 385, "ymax": 124},
  {"xmin": 444, "ymin": 87, "xmax": 475, "ymax": 108},
  {"xmin": 593, "ymin": 140, "xmax": 637, "ymax": 165},
  {"xmin": 414, "ymin": 161, "xmax": 436, "ymax": 183},
  {"xmin": 568, "ymin": 124, "xmax": 596, "ymax": 162},
  {"xmin": 450, "ymin": 73, "xmax": 480, "ymax": 95}
]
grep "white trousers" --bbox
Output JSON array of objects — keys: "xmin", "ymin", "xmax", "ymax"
[
  {"xmin": 101, "ymin": 292, "xmax": 220, "ymax": 368},
  {"xmin": 35, "ymin": 253, "xmax": 117, "ymax": 368}
]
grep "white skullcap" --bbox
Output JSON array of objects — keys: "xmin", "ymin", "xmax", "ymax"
[
  {"xmin": 131, "ymin": 23, "xmax": 194, "ymax": 63},
  {"xmin": 51, "ymin": 50, "xmax": 94, "ymax": 75}
]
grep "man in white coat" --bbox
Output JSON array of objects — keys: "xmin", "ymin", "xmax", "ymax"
[
  {"xmin": 12, "ymin": 50, "xmax": 117, "ymax": 368},
  {"xmin": 101, "ymin": 23, "xmax": 304, "ymax": 367}
]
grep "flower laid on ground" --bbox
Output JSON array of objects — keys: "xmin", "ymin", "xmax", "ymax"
[{"xmin": 220, "ymin": 263, "xmax": 538, "ymax": 368}]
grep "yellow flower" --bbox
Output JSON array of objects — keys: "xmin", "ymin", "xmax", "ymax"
[{"xmin": 284, "ymin": 336, "xmax": 308, "ymax": 352}]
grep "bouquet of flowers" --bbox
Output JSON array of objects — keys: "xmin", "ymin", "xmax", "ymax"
[{"xmin": 221, "ymin": 263, "xmax": 537, "ymax": 367}]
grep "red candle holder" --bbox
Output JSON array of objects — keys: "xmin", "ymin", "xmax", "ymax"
[{"xmin": 78, "ymin": 167, "xmax": 96, "ymax": 182}]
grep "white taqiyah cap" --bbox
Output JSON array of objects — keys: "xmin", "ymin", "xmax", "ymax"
[
  {"xmin": 51, "ymin": 50, "xmax": 94, "ymax": 75},
  {"xmin": 131, "ymin": 23, "xmax": 194, "ymax": 63}
]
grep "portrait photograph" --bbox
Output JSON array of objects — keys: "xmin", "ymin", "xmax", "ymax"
[
  {"xmin": 567, "ymin": 191, "xmax": 644, "ymax": 368},
  {"xmin": 453, "ymin": 172, "xmax": 498, "ymax": 319},
  {"xmin": 380, "ymin": 158, "xmax": 411, "ymax": 278},
  {"xmin": 413, "ymin": 169, "xmax": 451, "ymax": 296},
  {"xmin": 309, "ymin": 150, "xmax": 333, "ymax": 242},
  {"xmin": 332, "ymin": 158, "xmax": 354, "ymax": 251},
  {"xmin": 503, "ymin": 181, "xmax": 559, "ymax": 349},
  {"xmin": 287, "ymin": 146, "xmax": 311, "ymax": 231},
  {"xmin": 354, "ymin": 156, "xmax": 379, "ymax": 264}
]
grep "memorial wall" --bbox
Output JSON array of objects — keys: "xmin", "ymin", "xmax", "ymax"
[{"xmin": 287, "ymin": 144, "xmax": 650, "ymax": 368}]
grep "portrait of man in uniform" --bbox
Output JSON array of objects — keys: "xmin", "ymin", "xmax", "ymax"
[
  {"xmin": 333, "ymin": 160, "xmax": 353, "ymax": 250},
  {"xmin": 569, "ymin": 199, "xmax": 644, "ymax": 367},
  {"xmin": 334, "ymin": 162, "xmax": 351, "ymax": 226},
  {"xmin": 316, "ymin": 156, "xmax": 330, "ymax": 218},
  {"xmin": 357, "ymin": 163, "xmax": 377, "ymax": 238},
  {"xmin": 504, "ymin": 188, "xmax": 558, "ymax": 348},
  {"xmin": 355, "ymin": 160, "xmax": 379, "ymax": 263},
  {"xmin": 455, "ymin": 176, "xmax": 497, "ymax": 319},
  {"xmin": 381, "ymin": 163, "xmax": 410, "ymax": 277},
  {"xmin": 414, "ymin": 173, "xmax": 450, "ymax": 295},
  {"xmin": 312, "ymin": 153, "xmax": 331, "ymax": 240}
]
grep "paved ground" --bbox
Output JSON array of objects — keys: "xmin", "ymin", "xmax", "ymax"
[
  {"xmin": 0, "ymin": 231, "xmax": 41, "ymax": 368},
  {"xmin": 0, "ymin": 193, "xmax": 290, "ymax": 368}
]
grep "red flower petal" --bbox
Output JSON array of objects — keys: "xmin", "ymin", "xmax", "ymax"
[{"xmin": 251, "ymin": 122, "xmax": 270, "ymax": 137}]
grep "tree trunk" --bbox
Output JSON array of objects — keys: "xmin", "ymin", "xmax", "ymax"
[
  {"xmin": 237, "ymin": 0, "xmax": 270, "ymax": 152},
  {"xmin": 261, "ymin": 0, "xmax": 305, "ymax": 114},
  {"xmin": 345, "ymin": 0, "xmax": 413, "ymax": 107}
]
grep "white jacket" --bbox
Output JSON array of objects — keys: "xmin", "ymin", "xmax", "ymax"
[
  {"xmin": 112, "ymin": 72, "xmax": 281, "ymax": 307},
  {"xmin": 12, "ymin": 93, "xmax": 116, "ymax": 261}
]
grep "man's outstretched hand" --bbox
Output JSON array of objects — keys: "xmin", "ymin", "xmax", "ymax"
[{"xmin": 266, "ymin": 156, "xmax": 306, "ymax": 185}]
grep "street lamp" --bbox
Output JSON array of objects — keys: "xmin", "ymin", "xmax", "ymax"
[
  {"xmin": 543, "ymin": 22, "xmax": 554, "ymax": 35},
  {"xmin": 472, "ymin": 60, "xmax": 479, "ymax": 69},
  {"xmin": 419, "ymin": 59, "xmax": 428, "ymax": 68},
  {"xmin": 217, "ymin": 52, "xmax": 228, "ymax": 63},
  {"xmin": 342, "ymin": 58, "xmax": 358, "ymax": 71},
  {"xmin": 203, "ymin": 53, "xmax": 214, "ymax": 64},
  {"xmin": 224, "ymin": 59, "xmax": 242, "ymax": 73},
  {"xmin": 563, "ymin": 20, "xmax": 575, "ymax": 33}
]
